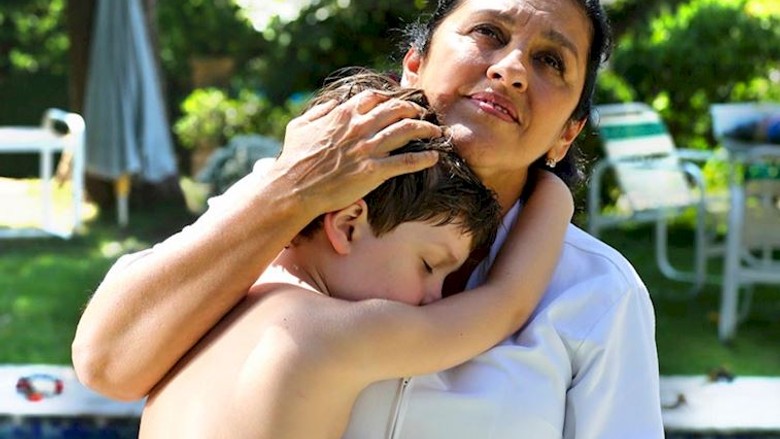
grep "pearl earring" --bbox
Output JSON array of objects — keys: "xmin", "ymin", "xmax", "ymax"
[{"xmin": 545, "ymin": 157, "xmax": 557, "ymax": 168}]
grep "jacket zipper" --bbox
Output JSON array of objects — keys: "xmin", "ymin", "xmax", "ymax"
[{"xmin": 386, "ymin": 377, "xmax": 412, "ymax": 439}]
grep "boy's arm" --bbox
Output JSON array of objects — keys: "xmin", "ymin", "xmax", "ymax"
[{"xmin": 327, "ymin": 171, "xmax": 574, "ymax": 381}]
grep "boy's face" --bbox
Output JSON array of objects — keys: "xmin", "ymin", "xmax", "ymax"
[{"xmin": 330, "ymin": 220, "xmax": 472, "ymax": 306}]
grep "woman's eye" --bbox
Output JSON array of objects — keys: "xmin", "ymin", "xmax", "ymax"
[
  {"xmin": 422, "ymin": 260, "xmax": 434, "ymax": 274},
  {"xmin": 473, "ymin": 24, "xmax": 505, "ymax": 43},
  {"xmin": 539, "ymin": 53, "xmax": 565, "ymax": 74}
]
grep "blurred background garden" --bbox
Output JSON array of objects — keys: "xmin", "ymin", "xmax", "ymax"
[{"xmin": 1, "ymin": 0, "xmax": 779, "ymax": 382}]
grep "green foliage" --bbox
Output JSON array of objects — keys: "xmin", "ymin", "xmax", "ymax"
[
  {"xmin": 0, "ymin": 0, "xmax": 67, "ymax": 77},
  {"xmin": 607, "ymin": 0, "xmax": 780, "ymax": 149},
  {"xmin": 239, "ymin": 0, "xmax": 428, "ymax": 104},
  {"xmin": 157, "ymin": 0, "xmax": 259, "ymax": 82},
  {"xmin": 174, "ymin": 89, "xmax": 224, "ymax": 149},
  {"xmin": 173, "ymin": 87, "xmax": 304, "ymax": 150}
]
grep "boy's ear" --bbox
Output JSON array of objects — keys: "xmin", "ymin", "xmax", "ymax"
[
  {"xmin": 401, "ymin": 48, "xmax": 422, "ymax": 87},
  {"xmin": 323, "ymin": 200, "xmax": 370, "ymax": 255}
]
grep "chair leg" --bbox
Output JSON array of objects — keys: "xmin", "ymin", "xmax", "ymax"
[
  {"xmin": 718, "ymin": 198, "xmax": 742, "ymax": 343},
  {"xmin": 719, "ymin": 265, "xmax": 740, "ymax": 342},
  {"xmin": 692, "ymin": 204, "xmax": 709, "ymax": 295},
  {"xmin": 738, "ymin": 285, "xmax": 754, "ymax": 323},
  {"xmin": 655, "ymin": 212, "xmax": 711, "ymax": 296},
  {"xmin": 720, "ymin": 189, "xmax": 745, "ymax": 342}
]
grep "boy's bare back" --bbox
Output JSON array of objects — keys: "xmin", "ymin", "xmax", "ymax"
[{"xmin": 140, "ymin": 265, "xmax": 366, "ymax": 438}]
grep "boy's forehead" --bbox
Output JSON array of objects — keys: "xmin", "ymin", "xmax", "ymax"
[{"xmin": 418, "ymin": 221, "xmax": 473, "ymax": 263}]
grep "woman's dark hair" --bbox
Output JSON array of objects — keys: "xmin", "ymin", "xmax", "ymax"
[
  {"xmin": 401, "ymin": 0, "xmax": 613, "ymax": 189},
  {"xmin": 298, "ymin": 69, "xmax": 501, "ymax": 251}
]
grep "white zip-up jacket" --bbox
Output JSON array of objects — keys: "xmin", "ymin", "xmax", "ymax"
[{"xmin": 343, "ymin": 202, "xmax": 664, "ymax": 439}]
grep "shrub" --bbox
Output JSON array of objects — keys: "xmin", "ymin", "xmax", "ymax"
[
  {"xmin": 196, "ymin": 134, "xmax": 281, "ymax": 196},
  {"xmin": 173, "ymin": 87, "xmax": 304, "ymax": 151}
]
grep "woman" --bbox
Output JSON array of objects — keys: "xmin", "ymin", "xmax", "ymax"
[{"xmin": 73, "ymin": 0, "xmax": 663, "ymax": 437}]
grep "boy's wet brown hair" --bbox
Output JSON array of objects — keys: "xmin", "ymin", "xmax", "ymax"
[{"xmin": 297, "ymin": 68, "xmax": 501, "ymax": 251}]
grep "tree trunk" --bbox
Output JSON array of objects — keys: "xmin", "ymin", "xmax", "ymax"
[{"xmin": 66, "ymin": 0, "xmax": 95, "ymax": 115}]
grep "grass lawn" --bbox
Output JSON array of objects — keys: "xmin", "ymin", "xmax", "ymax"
[
  {"xmin": 1, "ymin": 187, "xmax": 779, "ymax": 377},
  {"xmin": 0, "ymin": 199, "xmax": 195, "ymax": 364},
  {"xmin": 600, "ymin": 225, "xmax": 780, "ymax": 376}
]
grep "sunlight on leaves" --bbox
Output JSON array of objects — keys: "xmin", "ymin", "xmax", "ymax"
[
  {"xmin": 99, "ymin": 238, "xmax": 145, "ymax": 259},
  {"xmin": 234, "ymin": 0, "xmax": 318, "ymax": 30},
  {"xmin": 234, "ymin": 0, "xmax": 352, "ymax": 31},
  {"xmin": 12, "ymin": 295, "xmax": 33, "ymax": 317}
]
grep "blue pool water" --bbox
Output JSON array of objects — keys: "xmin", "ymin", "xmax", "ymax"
[{"xmin": 0, "ymin": 417, "xmax": 139, "ymax": 439}]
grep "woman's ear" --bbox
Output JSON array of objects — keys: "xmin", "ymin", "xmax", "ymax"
[
  {"xmin": 323, "ymin": 200, "xmax": 370, "ymax": 255},
  {"xmin": 550, "ymin": 118, "xmax": 587, "ymax": 162},
  {"xmin": 401, "ymin": 47, "xmax": 422, "ymax": 87}
]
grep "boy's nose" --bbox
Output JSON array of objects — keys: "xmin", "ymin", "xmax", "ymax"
[{"xmin": 420, "ymin": 282, "xmax": 444, "ymax": 305}]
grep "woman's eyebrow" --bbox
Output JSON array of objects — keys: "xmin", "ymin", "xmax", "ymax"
[
  {"xmin": 473, "ymin": 10, "xmax": 581, "ymax": 62},
  {"xmin": 543, "ymin": 29, "xmax": 580, "ymax": 62}
]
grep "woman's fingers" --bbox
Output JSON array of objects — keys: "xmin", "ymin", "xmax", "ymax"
[
  {"xmin": 375, "ymin": 149, "xmax": 440, "ymax": 180},
  {"xmin": 274, "ymin": 89, "xmax": 446, "ymax": 216},
  {"xmin": 343, "ymin": 91, "xmax": 442, "ymax": 155},
  {"xmin": 354, "ymin": 90, "xmax": 393, "ymax": 114},
  {"xmin": 358, "ymin": 96, "xmax": 430, "ymax": 135},
  {"xmin": 301, "ymin": 99, "xmax": 339, "ymax": 122},
  {"xmin": 367, "ymin": 118, "xmax": 442, "ymax": 155}
]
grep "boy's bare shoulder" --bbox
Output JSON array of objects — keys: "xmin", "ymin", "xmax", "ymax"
[{"xmin": 242, "ymin": 270, "xmax": 349, "ymax": 340}]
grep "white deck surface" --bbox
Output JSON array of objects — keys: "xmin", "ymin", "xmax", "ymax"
[
  {"xmin": 2, "ymin": 366, "xmax": 779, "ymax": 433},
  {"xmin": 0, "ymin": 365, "xmax": 143, "ymax": 417},
  {"xmin": 661, "ymin": 375, "xmax": 780, "ymax": 433}
]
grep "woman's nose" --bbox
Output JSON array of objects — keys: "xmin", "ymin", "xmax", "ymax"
[{"xmin": 486, "ymin": 50, "xmax": 528, "ymax": 92}]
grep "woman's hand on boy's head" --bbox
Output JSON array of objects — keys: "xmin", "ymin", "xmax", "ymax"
[{"xmin": 274, "ymin": 89, "xmax": 441, "ymax": 217}]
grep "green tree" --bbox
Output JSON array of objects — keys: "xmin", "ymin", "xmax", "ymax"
[
  {"xmin": 0, "ymin": 0, "xmax": 68, "ymax": 79},
  {"xmin": 238, "ymin": 0, "xmax": 429, "ymax": 104},
  {"xmin": 607, "ymin": 0, "xmax": 780, "ymax": 148}
]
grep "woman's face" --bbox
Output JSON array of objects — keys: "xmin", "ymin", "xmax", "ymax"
[{"xmin": 402, "ymin": 0, "xmax": 591, "ymax": 193}]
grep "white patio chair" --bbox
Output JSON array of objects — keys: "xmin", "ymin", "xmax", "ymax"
[
  {"xmin": 710, "ymin": 103, "xmax": 780, "ymax": 341},
  {"xmin": 0, "ymin": 108, "xmax": 85, "ymax": 239},
  {"xmin": 588, "ymin": 102, "xmax": 726, "ymax": 294}
]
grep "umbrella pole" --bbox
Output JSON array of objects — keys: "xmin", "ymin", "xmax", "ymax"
[{"xmin": 115, "ymin": 174, "xmax": 131, "ymax": 227}]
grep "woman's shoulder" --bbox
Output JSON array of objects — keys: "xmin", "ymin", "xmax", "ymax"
[
  {"xmin": 523, "ymin": 224, "xmax": 655, "ymax": 351},
  {"xmin": 560, "ymin": 224, "xmax": 645, "ymax": 293},
  {"xmin": 530, "ymin": 223, "xmax": 650, "ymax": 329}
]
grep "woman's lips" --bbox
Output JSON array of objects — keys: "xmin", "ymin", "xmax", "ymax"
[{"xmin": 469, "ymin": 92, "xmax": 518, "ymax": 123}]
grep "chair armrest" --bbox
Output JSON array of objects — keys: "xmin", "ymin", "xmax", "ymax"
[
  {"xmin": 742, "ymin": 146, "xmax": 780, "ymax": 163},
  {"xmin": 587, "ymin": 155, "xmax": 710, "ymax": 215},
  {"xmin": 676, "ymin": 148, "xmax": 717, "ymax": 162},
  {"xmin": 41, "ymin": 108, "xmax": 85, "ymax": 137}
]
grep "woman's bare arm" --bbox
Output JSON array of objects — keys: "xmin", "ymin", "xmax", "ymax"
[{"xmin": 71, "ymin": 91, "xmax": 441, "ymax": 400}]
